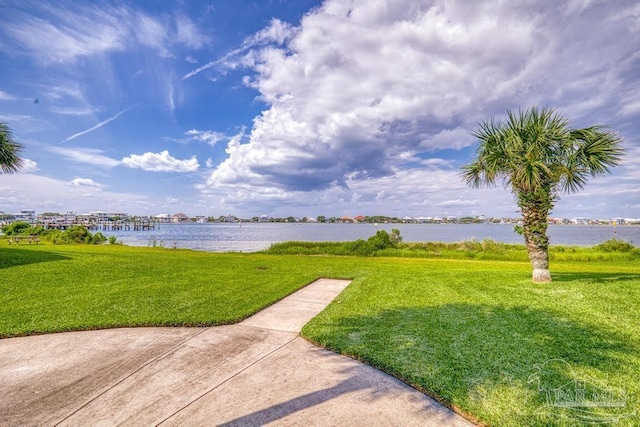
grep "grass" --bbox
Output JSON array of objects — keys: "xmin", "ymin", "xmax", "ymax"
[
  {"xmin": 266, "ymin": 237, "xmax": 640, "ymax": 262},
  {"xmin": 0, "ymin": 243, "xmax": 352, "ymax": 337},
  {"xmin": 302, "ymin": 258, "xmax": 640, "ymax": 426},
  {"xmin": 1, "ymin": 239, "xmax": 639, "ymax": 425}
]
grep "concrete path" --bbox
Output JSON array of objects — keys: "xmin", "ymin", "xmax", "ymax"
[{"xmin": 0, "ymin": 279, "xmax": 473, "ymax": 426}]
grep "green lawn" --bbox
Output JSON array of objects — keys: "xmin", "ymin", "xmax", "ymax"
[
  {"xmin": 303, "ymin": 257, "xmax": 640, "ymax": 426},
  {"xmin": 0, "ymin": 244, "xmax": 353, "ymax": 336},
  {"xmin": 1, "ymin": 242, "xmax": 639, "ymax": 426}
]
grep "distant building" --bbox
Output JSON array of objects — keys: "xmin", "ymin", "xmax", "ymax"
[
  {"xmin": 81, "ymin": 211, "xmax": 128, "ymax": 221},
  {"xmin": 12, "ymin": 210, "xmax": 36, "ymax": 224},
  {"xmin": 172, "ymin": 213, "xmax": 189, "ymax": 223},
  {"xmin": 155, "ymin": 213, "xmax": 171, "ymax": 223},
  {"xmin": 259, "ymin": 215, "xmax": 271, "ymax": 222},
  {"xmin": 39, "ymin": 211, "xmax": 77, "ymax": 225}
]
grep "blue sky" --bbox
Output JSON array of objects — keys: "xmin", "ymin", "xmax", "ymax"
[{"xmin": 1, "ymin": 0, "xmax": 639, "ymax": 219}]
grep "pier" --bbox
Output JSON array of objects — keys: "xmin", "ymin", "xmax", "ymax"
[{"xmin": 37, "ymin": 220, "xmax": 157, "ymax": 232}]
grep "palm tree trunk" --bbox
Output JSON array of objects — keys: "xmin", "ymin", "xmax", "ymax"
[{"xmin": 521, "ymin": 206, "xmax": 552, "ymax": 283}]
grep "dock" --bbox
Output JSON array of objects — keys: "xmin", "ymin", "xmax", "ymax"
[{"xmin": 37, "ymin": 220, "xmax": 157, "ymax": 232}]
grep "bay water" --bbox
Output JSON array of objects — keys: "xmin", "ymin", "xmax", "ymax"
[{"xmin": 107, "ymin": 222, "xmax": 639, "ymax": 252}]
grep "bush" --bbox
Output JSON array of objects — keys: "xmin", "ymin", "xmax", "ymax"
[
  {"xmin": 367, "ymin": 230, "xmax": 394, "ymax": 250},
  {"xmin": 92, "ymin": 232, "xmax": 108, "ymax": 244},
  {"xmin": 344, "ymin": 239, "xmax": 375, "ymax": 256},
  {"xmin": 390, "ymin": 228, "xmax": 403, "ymax": 245},
  {"xmin": 51, "ymin": 226, "xmax": 107, "ymax": 245},
  {"xmin": 2, "ymin": 221, "xmax": 31, "ymax": 236},
  {"xmin": 594, "ymin": 238, "xmax": 637, "ymax": 252}
]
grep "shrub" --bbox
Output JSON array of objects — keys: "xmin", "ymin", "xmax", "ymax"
[
  {"xmin": 2, "ymin": 221, "xmax": 31, "ymax": 236},
  {"xmin": 367, "ymin": 230, "xmax": 394, "ymax": 250},
  {"xmin": 92, "ymin": 232, "xmax": 108, "ymax": 244},
  {"xmin": 27, "ymin": 226, "xmax": 46, "ymax": 235},
  {"xmin": 594, "ymin": 238, "xmax": 637, "ymax": 252},
  {"xmin": 51, "ymin": 226, "xmax": 107, "ymax": 245},
  {"xmin": 345, "ymin": 239, "xmax": 375, "ymax": 256},
  {"xmin": 108, "ymin": 235, "xmax": 118, "ymax": 245},
  {"xmin": 390, "ymin": 228, "xmax": 403, "ymax": 244}
]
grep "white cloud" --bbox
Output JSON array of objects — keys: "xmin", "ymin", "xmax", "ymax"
[
  {"xmin": 0, "ymin": 173, "xmax": 143, "ymax": 214},
  {"xmin": 196, "ymin": 0, "xmax": 639, "ymax": 219},
  {"xmin": 4, "ymin": 9, "xmax": 125, "ymax": 64},
  {"xmin": 251, "ymin": 18, "xmax": 297, "ymax": 46},
  {"xmin": 122, "ymin": 150, "xmax": 199, "ymax": 172},
  {"xmin": 437, "ymin": 199, "xmax": 480, "ymax": 207},
  {"xmin": 185, "ymin": 129, "xmax": 226, "ymax": 146},
  {"xmin": 182, "ymin": 18, "xmax": 296, "ymax": 80},
  {"xmin": 0, "ymin": 114, "xmax": 36, "ymax": 124},
  {"xmin": 0, "ymin": 91, "xmax": 17, "ymax": 101},
  {"xmin": 420, "ymin": 158, "xmax": 455, "ymax": 168},
  {"xmin": 2, "ymin": 4, "xmax": 209, "ymax": 65},
  {"xmin": 69, "ymin": 177, "xmax": 102, "ymax": 187},
  {"xmin": 19, "ymin": 159, "xmax": 39, "ymax": 173},
  {"xmin": 175, "ymin": 14, "xmax": 209, "ymax": 49},
  {"xmin": 49, "ymin": 106, "xmax": 101, "ymax": 116},
  {"xmin": 47, "ymin": 146, "xmax": 121, "ymax": 168}
]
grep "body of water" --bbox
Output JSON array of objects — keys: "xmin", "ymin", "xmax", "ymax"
[{"xmin": 107, "ymin": 222, "xmax": 640, "ymax": 252}]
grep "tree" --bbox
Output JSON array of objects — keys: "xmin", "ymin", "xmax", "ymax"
[
  {"xmin": 0, "ymin": 122, "xmax": 24, "ymax": 173},
  {"xmin": 461, "ymin": 107, "xmax": 624, "ymax": 283}
]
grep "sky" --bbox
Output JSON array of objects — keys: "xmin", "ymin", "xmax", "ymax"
[{"xmin": 0, "ymin": 0, "xmax": 639, "ymax": 219}]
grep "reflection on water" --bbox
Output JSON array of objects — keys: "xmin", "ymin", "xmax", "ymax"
[{"xmin": 107, "ymin": 223, "xmax": 639, "ymax": 253}]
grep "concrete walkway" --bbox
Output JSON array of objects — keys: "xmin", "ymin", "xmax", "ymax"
[{"xmin": 0, "ymin": 279, "xmax": 473, "ymax": 426}]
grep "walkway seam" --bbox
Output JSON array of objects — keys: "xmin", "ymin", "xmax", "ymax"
[
  {"xmin": 54, "ymin": 327, "xmax": 213, "ymax": 426},
  {"xmin": 156, "ymin": 332, "xmax": 298, "ymax": 426}
]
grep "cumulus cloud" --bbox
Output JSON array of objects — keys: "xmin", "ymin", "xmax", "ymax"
[
  {"xmin": 122, "ymin": 150, "xmax": 199, "ymax": 172},
  {"xmin": 19, "ymin": 159, "xmax": 39, "ymax": 173},
  {"xmin": 198, "ymin": 0, "xmax": 639, "ymax": 217}
]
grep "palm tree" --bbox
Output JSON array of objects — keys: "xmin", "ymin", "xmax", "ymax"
[
  {"xmin": 461, "ymin": 107, "xmax": 624, "ymax": 283},
  {"xmin": 0, "ymin": 122, "xmax": 24, "ymax": 173}
]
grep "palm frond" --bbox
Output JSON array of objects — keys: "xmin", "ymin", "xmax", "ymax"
[
  {"xmin": 0, "ymin": 122, "xmax": 24, "ymax": 174},
  {"xmin": 461, "ymin": 107, "xmax": 625, "ymax": 197}
]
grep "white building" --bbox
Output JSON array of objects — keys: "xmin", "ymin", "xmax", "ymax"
[{"xmin": 12, "ymin": 210, "xmax": 36, "ymax": 223}]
